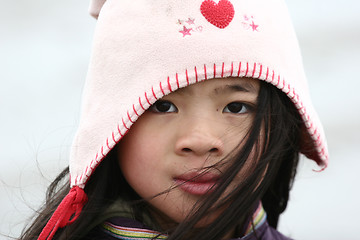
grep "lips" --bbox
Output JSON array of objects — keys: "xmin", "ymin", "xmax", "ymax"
[{"xmin": 174, "ymin": 171, "xmax": 220, "ymax": 195}]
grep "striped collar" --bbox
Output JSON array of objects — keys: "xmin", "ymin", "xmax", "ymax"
[
  {"xmin": 102, "ymin": 221, "xmax": 167, "ymax": 240},
  {"xmin": 101, "ymin": 203, "xmax": 267, "ymax": 239},
  {"xmin": 243, "ymin": 202, "xmax": 267, "ymax": 236}
]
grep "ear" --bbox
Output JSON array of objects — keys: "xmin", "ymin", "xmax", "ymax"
[{"xmin": 89, "ymin": 0, "xmax": 107, "ymax": 19}]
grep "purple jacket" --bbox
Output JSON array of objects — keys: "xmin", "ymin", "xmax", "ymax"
[{"xmin": 84, "ymin": 217, "xmax": 292, "ymax": 240}]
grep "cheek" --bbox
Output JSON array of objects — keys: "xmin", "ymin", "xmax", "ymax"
[
  {"xmin": 223, "ymin": 116, "xmax": 255, "ymax": 144},
  {"xmin": 118, "ymin": 144, "xmax": 160, "ymax": 195}
]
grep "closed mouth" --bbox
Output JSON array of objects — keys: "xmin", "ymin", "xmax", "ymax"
[{"xmin": 174, "ymin": 171, "xmax": 220, "ymax": 195}]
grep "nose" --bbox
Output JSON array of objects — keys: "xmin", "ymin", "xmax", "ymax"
[{"xmin": 175, "ymin": 122, "xmax": 224, "ymax": 157}]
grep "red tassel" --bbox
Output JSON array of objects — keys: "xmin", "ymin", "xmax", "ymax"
[{"xmin": 38, "ymin": 186, "xmax": 88, "ymax": 240}]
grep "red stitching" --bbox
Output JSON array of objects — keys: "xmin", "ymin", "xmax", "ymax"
[
  {"xmin": 101, "ymin": 146, "xmax": 105, "ymax": 157},
  {"xmin": 286, "ymin": 83, "xmax": 291, "ymax": 94},
  {"xmin": 272, "ymin": 70, "xmax": 275, "ymax": 82},
  {"xmin": 122, "ymin": 118, "xmax": 129, "ymax": 130},
  {"xmin": 258, "ymin": 65, "xmax": 263, "ymax": 78},
  {"xmin": 151, "ymin": 86, "xmax": 158, "ymax": 100},
  {"xmin": 204, "ymin": 64, "xmax": 207, "ymax": 80},
  {"xmin": 84, "ymin": 166, "xmax": 88, "ymax": 176},
  {"xmin": 277, "ymin": 75, "xmax": 280, "ymax": 86},
  {"xmin": 82, "ymin": 173, "xmax": 86, "ymax": 181},
  {"xmin": 295, "ymin": 102, "xmax": 302, "ymax": 109},
  {"xmin": 127, "ymin": 111, "xmax": 134, "ymax": 123},
  {"xmin": 265, "ymin": 67, "xmax": 269, "ymax": 80},
  {"xmin": 230, "ymin": 62, "xmax": 234, "ymax": 76},
  {"xmin": 237, "ymin": 62, "xmax": 242, "ymax": 76},
  {"xmin": 280, "ymin": 79, "xmax": 285, "ymax": 91},
  {"xmin": 195, "ymin": 66, "xmax": 198, "ymax": 82},
  {"xmin": 76, "ymin": 176, "xmax": 80, "ymax": 185},
  {"xmin": 221, "ymin": 62, "xmax": 225, "ymax": 78},
  {"xmin": 145, "ymin": 92, "xmax": 151, "ymax": 105},
  {"xmin": 112, "ymin": 132, "xmax": 116, "ymax": 143},
  {"xmin": 282, "ymin": 80, "xmax": 286, "ymax": 91},
  {"xmin": 298, "ymin": 105, "xmax": 304, "ymax": 111},
  {"xmin": 80, "ymin": 174, "xmax": 85, "ymax": 184},
  {"xmin": 167, "ymin": 76, "xmax": 172, "ymax": 91},
  {"xmin": 176, "ymin": 73, "xmax": 180, "ymax": 89},
  {"xmin": 95, "ymin": 153, "xmax": 99, "ymax": 161},
  {"xmin": 245, "ymin": 62, "xmax": 249, "ymax": 77},
  {"xmin": 252, "ymin": 62, "xmax": 256, "ymax": 77},
  {"xmin": 106, "ymin": 138, "xmax": 110, "ymax": 149},
  {"xmin": 313, "ymin": 128, "xmax": 318, "ymax": 137},
  {"xmin": 79, "ymin": 175, "xmax": 83, "ymax": 185},
  {"xmin": 214, "ymin": 63, "xmax": 216, "ymax": 78},
  {"xmin": 186, "ymin": 69, "xmax": 189, "ymax": 85},
  {"xmin": 133, "ymin": 104, "xmax": 139, "ymax": 117},
  {"xmin": 316, "ymin": 136, "xmax": 321, "ymax": 145},
  {"xmin": 139, "ymin": 97, "xmax": 145, "ymax": 111},
  {"xmin": 304, "ymin": 109, "xmax": 309, "ymax": 117},
  {"xmin": 160, "ymin": 82, "xmax": 165, "ymax": 96},
  {"xmin": 80, "ymin": 174, "xmax": 84, "ymax": 183},
  {"xmin": 317, "ymin": 133, "xmax": 321, "ymax": 143},
  {"xmin": 290, "ymin": 93, "xmax": 296, "ymax": 100}
]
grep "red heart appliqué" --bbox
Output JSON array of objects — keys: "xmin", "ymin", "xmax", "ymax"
[{"xmin": 200, "ymin": 0, "xmax": 235, "ymax": 29}]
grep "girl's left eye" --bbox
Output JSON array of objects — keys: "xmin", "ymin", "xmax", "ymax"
[
  {"xmin": 223, "ymin": 102, "xmax": 251, "ymax": 114},
  {"xmin": 150, "ymin": 100, "xmax": 178, "ymax": 113}
]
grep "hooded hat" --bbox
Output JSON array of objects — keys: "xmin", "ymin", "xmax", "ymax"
[{"xmin": 38, "ymin": 0, "xmax": 328, "ymax": 239}]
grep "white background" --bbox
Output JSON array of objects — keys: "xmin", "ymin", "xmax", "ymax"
[{"xmin": 1, "ymin": 0, "xmax": 359, "ymax": 239}]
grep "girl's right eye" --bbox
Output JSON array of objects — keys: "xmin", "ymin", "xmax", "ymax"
[{"xmin": 150, "ymin": 100, "xmax": 178, "ymax": 113}]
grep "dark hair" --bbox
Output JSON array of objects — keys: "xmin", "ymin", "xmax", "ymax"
[{"xmin": 20, "ymin": 80, "xmax": 302, "ymax": 240}]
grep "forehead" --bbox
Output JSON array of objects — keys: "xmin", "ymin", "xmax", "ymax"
[{"xmin": 172, "ymin": 77, "xmax": 260, "ymax": 96}]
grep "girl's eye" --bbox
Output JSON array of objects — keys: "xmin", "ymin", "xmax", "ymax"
[
  {"xmin": 223, "ymin": 102, "xmax": 251, "ymax": 114},
  {"xmin": 150, "ymin": 100, "xmax": 178, "ymax": 113}
]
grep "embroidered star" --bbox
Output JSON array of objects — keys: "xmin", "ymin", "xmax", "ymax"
[
  {"xmin": 249, "ymin": 21, "xmax": 259, "ymax": 31},
  {"xmin": 186, "ymin": 18, "xmax": 195, "ymax": 25},
  {"xmin": 179, "ymin": 26, "xmax": 192, "ymax": 37}
]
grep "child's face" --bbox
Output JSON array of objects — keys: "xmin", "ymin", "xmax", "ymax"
[{"xmin": 117, "ymin": 77, "xmax": 260, "ymax": 226}]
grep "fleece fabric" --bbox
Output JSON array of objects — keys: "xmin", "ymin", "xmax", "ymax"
[{"xmin": 70, "ymin": 0, "xmax": 328, "ymax": 189}]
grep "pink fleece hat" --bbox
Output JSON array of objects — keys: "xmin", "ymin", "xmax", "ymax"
[{"xmin": 38, "ymin": 0, "xmax": 328, "ymax": 239}]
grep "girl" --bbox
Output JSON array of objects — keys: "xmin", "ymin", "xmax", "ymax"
[{"xmin": 20, "ymin": 0, "xmax": 328, "ymax": 239}]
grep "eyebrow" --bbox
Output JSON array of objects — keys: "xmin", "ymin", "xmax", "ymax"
[{"xmin": 213, "ymin": 83, "xmax": 257, "ymax": 95}]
